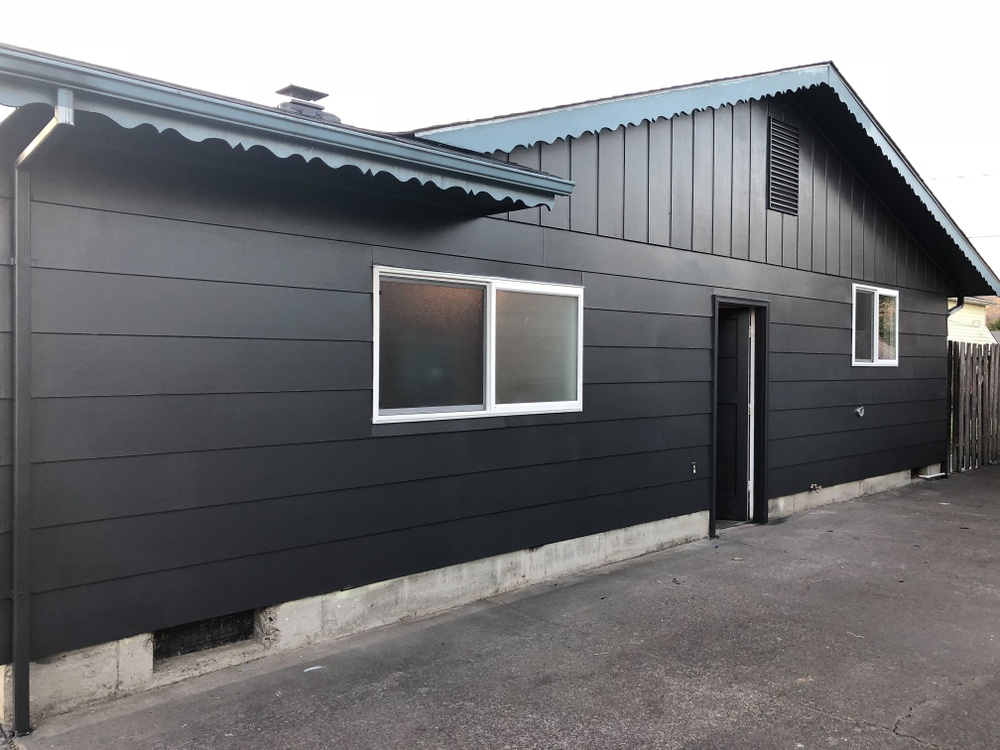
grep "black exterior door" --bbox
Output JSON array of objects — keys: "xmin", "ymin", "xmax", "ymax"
[{"xmin": 716, "ymin": 308, "xmax": 751, "ymax": 521}]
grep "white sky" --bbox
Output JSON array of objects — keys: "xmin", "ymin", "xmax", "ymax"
[{"xmin": 3, "ymin": 0, "xmax": 999, "ymax": 274}]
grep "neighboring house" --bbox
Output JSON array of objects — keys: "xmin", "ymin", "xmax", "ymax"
[
  {"xmin": 2, "ymin": 47, "xmax": 998, "ymax": 730},
  {"xmin": 947, "ymin": 296, "xmax": 997, "ymax": 344}
]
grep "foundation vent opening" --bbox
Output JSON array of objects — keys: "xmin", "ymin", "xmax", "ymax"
[{"xmin": 153, "ymin": 609, "xmax": 256, "ymax": 661}]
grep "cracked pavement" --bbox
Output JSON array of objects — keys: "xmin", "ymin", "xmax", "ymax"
[{"xmin": 12, "ymin": 468, "xmax": 1000, "ymax": 749}]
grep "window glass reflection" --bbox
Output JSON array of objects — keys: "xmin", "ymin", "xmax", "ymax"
[
  {"xmin": 379, "ymin": 280, "xmax": 485, "ymax": 410},
  {"xmin": 496, "ymin": 291, "xmax": 578, "ymax": 404}
]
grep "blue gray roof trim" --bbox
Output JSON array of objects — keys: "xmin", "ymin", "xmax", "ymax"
[
  {"xmin": 0, "ymin": 44, "xmax": 572, "ymax": 210},
  {"xmin": 415, "ymin": 65, "xmax": 833, "ymax": 153},
  {"xmin": 417, "ymin": 63, "xmax": 1000, "ymax": 295}
]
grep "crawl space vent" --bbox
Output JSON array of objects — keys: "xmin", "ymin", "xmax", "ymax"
[
  {"xmin": 767, "ymin": 118, "xmax": 799, "ymax": 215},
  {"xmin": 153, "ymin": 609, "xmax": 256, "ymax": 661}
]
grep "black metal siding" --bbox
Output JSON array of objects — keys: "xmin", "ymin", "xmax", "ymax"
[{"xmin": 0, "ymin": 99, "xmax": 951, "ymax": 662}]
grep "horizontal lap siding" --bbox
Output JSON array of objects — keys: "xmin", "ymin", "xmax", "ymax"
[
  {"xmin": 554, "ymin": 232, "xmax": 948, "ymax": 499},
  {"xmin": 18, "ymin": 140, "xmax": 719, "ymax": 658},
  {"xmin": 7, "ymin": 109, "xmax": 953, "ymax": 661},
  {"xmin": 34, "ymin": 475, "xmax": 713, "ymax": 656},
  {"xmin": 769, "ymin": 443, "xmax": 944, "ymax": 498},
  {"xmin": 765, "ymin": 280, "xmax": 947, "ymax": 495},
  {"xmin": 32, "ymin": 268, "xmax": 371, "ymax": 340},
  {"xmin": 33, "ymin": 336, "xmax": 372, "ymax": 397},
  {"xmin": 31, "ymin": 448, "xmax": 711, "ymax": 594},
  {"xmin": 32, "ymin": 413, "xmax": 711, "ymax": 529},
  {"xmin": 0, "ymin": 468, "xmax": 9, "ymax": 535},
  {"xmin": 0, "ymin": 199, "xmax": 9, "ymax": 497},
  {"xmin": 0, "ymin": 196, "xmax": 9, "ymax": 662},
  {"xmin": 0, "ymin": 598, "xmax": 8, "ymax": 664},
  {"xmin": 766, "ymin": 290, "xmax": 946, "ymax": 495},
  {"xmin": 0, "ymin": 532, "xmax": 8, "ymax": 595}
]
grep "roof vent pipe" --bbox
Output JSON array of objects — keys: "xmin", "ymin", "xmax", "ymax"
[{"xmin": 276, "ymin": 84, "xmax": 341, "ymax": 124}]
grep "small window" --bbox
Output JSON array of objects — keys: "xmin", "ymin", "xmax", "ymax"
[
  {"xmin": 374, "ymin": 267, "xmax": 583, "ymax": 422},
  {"xmin": 852, "ymin": 284, "xmax": 898, "ymax": 366}
]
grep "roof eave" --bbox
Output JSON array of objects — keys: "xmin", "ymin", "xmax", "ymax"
[
  {"xmin": 818, "ymin": 66, "xmax": 1000, "ymax": 295},
  {"xmin": 0, "ymin": 44, "xmax": 573, "ymax": 211},
  {"xmin": 417, "ymin": 63, "xmax": 1000, "ymax": 294},
  {"xmin": 415, "ymin": 64, "xmax": 834, "ymax": 152}
]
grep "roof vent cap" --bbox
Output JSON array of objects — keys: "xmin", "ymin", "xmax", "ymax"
[{"xmin": 276, "ymin": 84, "xmax": 341, "ymax": 124}]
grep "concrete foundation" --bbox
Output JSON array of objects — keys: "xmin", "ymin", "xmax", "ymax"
[
  {"xmin": 767, "ymin": 464, "xmax": 940, "ymax": 519},
  {"xmin": 267, "ymin": 510, "xmax": 709, "ymax": 649},
  {"xmin": 1, "ymin": 510, "xmax": 709, "ymax": 726},
  {"xmin": 14, "ymin": 465, "xmax": 1000, "ymax": 750},
  {"xmin": 3, "ymin": 461, "xmax": 945, "ymax": 729},
  {"xmin": 0, "ymin": 660, "xmax": 9, "ymax": 729},
  {"xmin": 2, "ymin": 462, "xmax": 949, "ymax": 730}
]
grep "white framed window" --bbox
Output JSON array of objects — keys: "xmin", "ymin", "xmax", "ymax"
[
  {"xmin": 852, "ymin": 283, "xmax": 898, "ymax": 366},
  {"xmin": 373, "ymin": 266, "xmax": 584, "ymax": 423}
]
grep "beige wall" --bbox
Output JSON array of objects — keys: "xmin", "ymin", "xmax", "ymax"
[{"xmin": 947, "ymin": 299, "xmax": 995, "ymax": 344}]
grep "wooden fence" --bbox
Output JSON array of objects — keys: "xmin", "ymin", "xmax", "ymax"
[{"xmin": 948, "ymin": 341, "xmax": 1000, "ymax": 472}]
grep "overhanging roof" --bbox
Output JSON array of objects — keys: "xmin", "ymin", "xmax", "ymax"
[
  {"xmin": 417, "ymin": 63, "xmax": 1000, "ymax": 295},
  {"xmin": 0, "ymin": 43, "xmax": 572, "ymax": 212}
]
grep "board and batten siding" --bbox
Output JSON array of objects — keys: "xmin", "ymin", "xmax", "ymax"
[
  {"xmin": 0, "ymin": 102, "xmax": 948, "ymax": 662},
  {"xmin": 497, "ymin": 93, "xmax": 951, "ymax": 296}
]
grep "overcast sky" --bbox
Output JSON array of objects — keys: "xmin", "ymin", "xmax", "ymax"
[{"xmin": 3, "ymin": 0, "xmax": 998, "ymax": 274}]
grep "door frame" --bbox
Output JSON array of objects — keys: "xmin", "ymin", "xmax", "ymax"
[{"xmin": 710, "ymin": 295, "xmax": 770, "ymax": 537}]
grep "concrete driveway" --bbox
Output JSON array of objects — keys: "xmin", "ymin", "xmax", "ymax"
[{"xmin": 10, "ymin": 468, "xmax": 1000, "ymax": 749}]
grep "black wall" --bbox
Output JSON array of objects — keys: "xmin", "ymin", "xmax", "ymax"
[
  {"xmin": 0, "ymin": 186, "xmax": 11, "ymax": 663},
  {"xmin": 0, "ymin": 97, "xmax": 949, "ymax": 662},
  {"xmin": 495, "ymin": 94, "xmax": 953, "ymax": 296}
]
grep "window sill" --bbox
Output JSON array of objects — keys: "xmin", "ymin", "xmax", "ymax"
[{"xmin": 373, "ymin": 403, "xmax": 583, "ymax": 425}]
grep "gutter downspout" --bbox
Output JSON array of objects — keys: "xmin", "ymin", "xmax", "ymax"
[
  {"xmin": 9, "ymin": 87, "xmax": 73, "ymax": 736},
  {"xmin": 948, "ymin": 296, "xmax": 965, "ymax": 317}
]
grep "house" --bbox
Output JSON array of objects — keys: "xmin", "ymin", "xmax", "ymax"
[
  {"xmin": 2, "ymin": 46, "xmax": 998, "ymax": 731},
  {"xmin": 947, "ymin": 296, "xmax": 996, "ymax": 344}
]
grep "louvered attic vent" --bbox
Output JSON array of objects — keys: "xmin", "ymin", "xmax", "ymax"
[{"xmin": 768, "ymin": 118, "xmax": 799, "ymax": 215}]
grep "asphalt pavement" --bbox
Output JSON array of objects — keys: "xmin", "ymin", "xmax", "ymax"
[{"xmin": 9, "ymin": 467, "xmax": 1000, "ymax": 749}]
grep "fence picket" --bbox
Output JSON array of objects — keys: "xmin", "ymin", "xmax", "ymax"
[
  {"xmin": 975, "ymin": 344, "xmax": 981, "ymax": 469},
  {"xmin": 948, "ymin": 341, "xmax": 1000, "ymax": 472},
  {"xmin": 947, "ymin": 342, "xmax": 954, "ymax": 472},
  {"xmin": 962, "ymin": 342, "xmax": 970, "ymax": 469}
]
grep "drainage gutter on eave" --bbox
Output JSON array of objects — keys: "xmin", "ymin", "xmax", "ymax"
[
  {"xmin": 8, "ymin": 86, "xmax": 74, "ymax": 737},
  {"xmin": 0, "ymin": 43, "xmax": 572, "ymax": 212}
]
